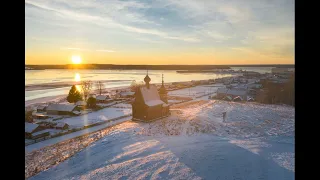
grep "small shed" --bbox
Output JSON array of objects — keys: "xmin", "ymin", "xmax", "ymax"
[
  {"xmin": 31, "ymin": 129, "xmax": 50, "ymax": 140},
  {"xmin": 233, "ymin": 96, "xmax": 243, "ymax": 102},
  {"xmin": 55, "ymin": 122, "xmax": 69, "ymax": 130},
  {"xmin": 32, "ymin": 112, "xmax": 49, "ymax": 120},
  {"xmin": 96, "ymin": 95, "xmax": 111, "ymax": 103},
  {"xmin": 25, "ymin": 123, "xmax": 43, "ymax": 139},
  {"xmin": 217, "ymin": 88, "xmax": 247, "ymax": 100},
  {"xmin": 46, "ymin": 104, "xmax": 78, "ymax": 115},
  {"xmin": 36, "ymin": 105, "xmax": 47, "ymax": 112},
  {"xmin": 119, "ymin": 91, "xmax": 135, "ymax": 98},
  {"xmin": 223, "ymin": 96, "xmax": 232, "ymax": 101},
  {"xmin": 75, "ymin": 101, "xmax": 87, "ymax": 107}
]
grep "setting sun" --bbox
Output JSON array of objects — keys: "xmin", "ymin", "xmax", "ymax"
[{"xmin": 72, "ymin": 55, "xmax": 82, "ymax": 64}]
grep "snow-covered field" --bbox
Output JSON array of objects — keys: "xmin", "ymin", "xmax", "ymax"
[
  {"xmin": 28, "ymin": 100, "xmax": 294, "ymax": 180},
  {"xmin": 168, "ymin": 84, "xmax": 224, "ymax": 98},
  {"xmin": 56, "ymin": 108, "xmax": 132, "ymax": 128},
  {"xmin": 110, "ymin": 103, "xmax": 132, "ymax": 109}
]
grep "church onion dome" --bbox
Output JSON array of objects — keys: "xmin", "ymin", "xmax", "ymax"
[
  {"xmin": 144, "ymin": 74, "xmax": 151, "ymax": 83},
  {"xmin": 159, "ymin": 85, "xmax": 167, "ymax": 94}
]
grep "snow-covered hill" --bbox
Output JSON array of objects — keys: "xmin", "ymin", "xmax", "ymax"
[{"xmin": 28, "ymin": 100, "xmax": 294, "ymax": 180}]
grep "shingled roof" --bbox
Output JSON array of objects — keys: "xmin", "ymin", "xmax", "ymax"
[{"xmin": 140, "ymin": 85, "xmax": 165, "ymax": 107}]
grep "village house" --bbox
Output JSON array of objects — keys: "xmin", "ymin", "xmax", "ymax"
[
  {"xmin": 55, "ymin": 122, "xmax": 69, "ymax": 130},
  {"xmin": 36, "ymin": 105, "xmax": 47, "ymax": 112},
  {"xmin": 132, "ymin": 72, "xmax": 170, "ymax": 121},
  {"xmin": 96, "ymin": 94, "xmax": 111, "ymax": 103},
  {"xmin": 247, "ymin": 83, "xmax": 263, "ymax": 89},
  {"xmin": 243, "ymin": 71, "xmax": 261, "ymax": 78},
  {"xmin": 31, "ymin": 129, "xmax": 51, "ymax": 140},
  {"xmin": 75, "ymin": 100, "xmax": 87, "ymax": 108},
  {"xmin": 217, "ymin": 87, "xmax": 247, "ymax": 100},
  {"xmin": 25, "ymin": 122, "xmax": 48, "ymax": 139},
  {"xmin": 32, "ymin": 111, "xmax": 49, "ymax": 120},
  {"xmin": 46, "ymin": 104, "xmax": 79, "ymax": 115},
  {"xmin": 119, "ymin": 91, "xmax": 135, "ymax": 98}
]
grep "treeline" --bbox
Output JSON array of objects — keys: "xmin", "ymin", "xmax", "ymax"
[
  {"xmin": 259, "ymin": 75, "xmax": 295, "ymax": 106},
  {"xmin": 25, "ymin": 64, "xmax": 233, "ymax": 70},
  {"xmin": 25, "ymin": 64, "xmax": 294, "ymax": 70}
]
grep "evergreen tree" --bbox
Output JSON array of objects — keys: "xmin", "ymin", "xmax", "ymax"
[
  {"xmin": 67, "ymin": 85, "xmax": 83, "ymax": 103},
  {"xmin": 87, "ymin": 97, "xmax": 97, "ymax": 108}
]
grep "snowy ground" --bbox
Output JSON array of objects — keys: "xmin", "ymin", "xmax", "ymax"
[
  {"xmin": 56, "ymin": 107, "xmax": 132, "ymax": 128},
  {"xmin": 25, "ymin": 116, "xmax": 133, "ymax": 153},
  {"xmin": 110, "ymin": 103, "xmax": 132, "ymax": 109},
  {"xmin": 168, "ymin": 84, "xmax": 225, "ymax": 98},
  {"xmin": 28, "ymin": 100, "xmax": 294, "ymax": 180}
]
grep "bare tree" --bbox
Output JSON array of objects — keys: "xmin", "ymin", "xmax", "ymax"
[
  {"xmin": 130, "ymin": 80, "xmax": 137, "ymax": 92},
  {"xmin": 81, "ymin": 81, "xmax": 93, "ymax": 101},
  {"xmin": 96, "ymin": 81, "xmax": 104, "ymax": 95}
]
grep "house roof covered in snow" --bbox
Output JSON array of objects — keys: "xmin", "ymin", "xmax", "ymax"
[
  {"xmin": 223, "ymin": 96, "xmax": 232, "ymax": 100},
  {"xmin": 25, "ymin": 123, "xmax": 39, "ymax": 133},
  {"xmin": 217, "ymin": 88, "xmax": 247, "ymax": 96},
  {"xmin": 140, "ymin": 85, "xmax": 164, "ymax": 107},
  {"xmin": 46, "ymin": 104, "xmax": 77, "ymax": 112},
  {"xmin": 56, "ymin": 122, "xmax": 69, "ymax": 128},
  {"xmin": 96, "ymin": 95, "xmax": 110, "ymax": 101},
  {"xmin": 120, "ymin": 91, "xmax": 135, "ymax": 96},
  {"xmin": 233, "ymin": 96, "xmax": 243, "ymax": 101},
  {"xmin": 75, "ymin": 101, "xmax": 86, "ymax": 106},
  {"xmin": 32, "ymin": 129, "xmax": 51, "ymax": 136},
  {"xmin": 37, "ymin": 105, "xmax": 47, "ymax": 110}
]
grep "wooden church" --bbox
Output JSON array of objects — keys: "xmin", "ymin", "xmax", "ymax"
[{"xmin": 132, "ymin": 72, "xmax": 170, "ymax": 121}]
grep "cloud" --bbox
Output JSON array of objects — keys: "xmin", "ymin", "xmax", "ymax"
[
  {"xmin": 25, "ymin": 0, "xmax": 199, "ymax": 43},
  {"xmin": 96, "ymin": 49, "xmax": 115, "ymax": 53},
  {"xmin": 26, "ymin": 0, "xmax": 294, "ymax": 62},
  {"xmin": 61, "ymin": 47, "xmax": 116, "ymax": 53},
  {"xmin": 136, "ymin": 38, "xmax": 164, "ymax": 44},
  {"xmin": 61, "ymin": 47, "xmax": 87, "ymax": 51}
]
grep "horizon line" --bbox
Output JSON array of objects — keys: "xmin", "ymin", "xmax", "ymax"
[{"xmin": 25, "ymin": 64, "xmax": 295, "ymax": 66}]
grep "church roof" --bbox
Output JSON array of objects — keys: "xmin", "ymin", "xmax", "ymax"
[{"xmin": 140, "ymin": 85, "xmax": 164, "ymax": 107}]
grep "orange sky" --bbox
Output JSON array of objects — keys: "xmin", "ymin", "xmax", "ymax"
[{"xmin": 25, "ymin": 0, "xmax": 294, "ymax": 65}]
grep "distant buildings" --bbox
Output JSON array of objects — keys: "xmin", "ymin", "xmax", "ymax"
[
  {"xmin": 55, "ymin": 122, "xmax": 69, "ymax": 130},
  {"xmin": 243, "ymin": 71, "xmax": 261, "ymax": 78},
  {"xmin": 217, "ymin": 88, "xmax": 247, "ymax": 100},
  {"xmin": 96, "ymin": 95, "xmax": 111, "ymax": 103},
  {"xmin": 46, "ymin": 104, "xmax": 79, "ymax": 115},
  {"xmin": 132, "ymin": 72, "xmax": 170, "ymax": 121},
  {"xmin": 119, "ymin": 91, "xmax": 135, "ymax": 98},
  {"xmin": 271, "ymin": 68, "xmax": 294, "ymax": 78}
]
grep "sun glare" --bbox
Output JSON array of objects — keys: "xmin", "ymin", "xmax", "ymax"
[
  {"xmin": 74, "ymin": 73, "xmax": 81, "ymax": 82},
  {"xmin": 72, "ymin": 55, "xmax": 82, "ymax": 64},
  {"xmin": 75, "ymin": 85, "xmax": 82, "ymax": 92}
]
